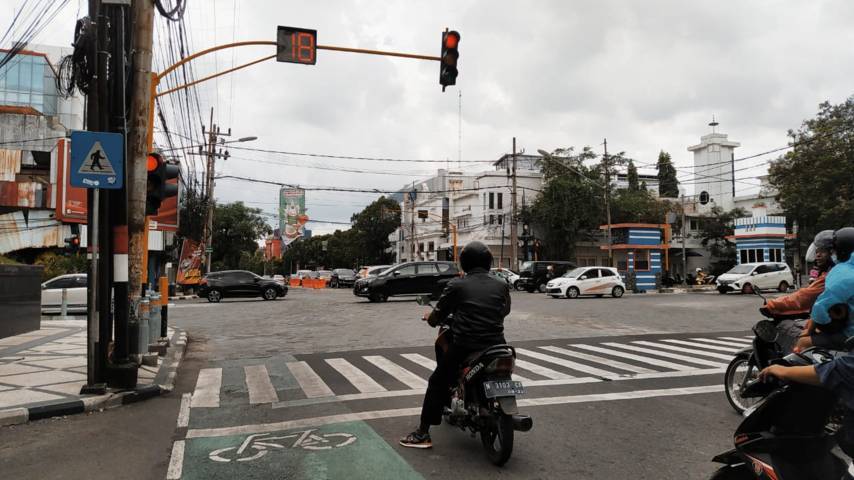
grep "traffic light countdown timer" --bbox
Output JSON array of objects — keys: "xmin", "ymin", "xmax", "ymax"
[
  {"xmin": 276, "ymin": 26, "xmax": 317, "ymax": 65},
  {"xmin": 440, "ymin": 30, "xmax": 460, "ymax": 91}
]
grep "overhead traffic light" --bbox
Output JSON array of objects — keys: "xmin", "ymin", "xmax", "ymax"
[
  {"xmin": 440, "ymin": 30, "xmax": 460, "ymax": 91},
  {"xmin": 146, "ymin": 152, "xmax": 180, "ymax": 216},
  {"xmin": 64, "ymin": 234, "xmax": 80, "ymax": 254}
]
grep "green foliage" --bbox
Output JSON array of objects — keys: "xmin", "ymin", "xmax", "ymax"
[
  {"xmin": 768, "ymin": 97, "xmax": 854, "ymax": 242},
  {"xmin": 178, "ymin": 184, "xmax": 209, "ymax": 243},
  {"xmin": 627, "ymin": 160, "xmax": 640, "ymax": 191},
  {"xmin": 211, "ymin": 201, "xmax": 271, "ymax": 271},
  {"xmin": 656, "ymin": 151, "xmax": 679, "ymax": 198},
  {"xmin": 0, "ymin": 255, "xmax": 21, "ymax": 265},
  {"xmin": 33, "ymin": 251, "xmax": 88, "ymax": 281},
  {"xmin": 698, "ymin": 206, "xmax": 747, "ymax": 275},
  {"xmin": 528, "ymin": 148, "xmax": 603, "ymax": 259},
  {"xmin": 350, "ymin": 196, "xmax": 401, "ymax": 264},
  {"xmin": 611, "ymin": 189, "xmax": 674, "ymax": 224}
]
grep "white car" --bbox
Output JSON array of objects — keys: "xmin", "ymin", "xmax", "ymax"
[
  {"xmin": 41, "ymin": 273, "xmax": 88, "ymax": 314},
  {"xmin": 490, "ymin": 268, "xmax": 521, "ymax": 289},
  {"xmin": 716, "ymin": 262, "xmax": 794, "ymax": 294},
  {"xmin": 545, "ymin": 267, "xmax": 625, "ymax": 299}
]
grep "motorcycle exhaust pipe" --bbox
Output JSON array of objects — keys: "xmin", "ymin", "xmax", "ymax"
[{"xmin": 512, "ymin": 415, "xmax": 533, "ymax": 432}]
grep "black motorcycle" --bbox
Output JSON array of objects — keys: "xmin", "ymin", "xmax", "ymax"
[
  {"xmin": 416, "ymin": 295, "xmax": 533, "ymax": 466},
  {"xmin": 711, "ymin": 346, "xmax": 852, "ymax": 479}
]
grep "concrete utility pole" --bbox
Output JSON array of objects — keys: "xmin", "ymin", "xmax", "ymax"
[
  {"xmin": 410, "ymin": 183, "xmax": 416, "ymax": 261},
  {"xmin": 510, "ymin": 137, "xmax": 518, "ymax": 271},
  {"xmin": 681, "ymin": 194, "xmax": 688, "ymax": 286},
  {"xmin": 202, "ymin": 108, "xmax": 220, "ymax": 274},
  {"xmin": 126, "ymin": 0, "xmax": 155, "ymax": 350},
  {"xmin": 603, "ymin": 138, "xmax": 613, "ymax": 267}
]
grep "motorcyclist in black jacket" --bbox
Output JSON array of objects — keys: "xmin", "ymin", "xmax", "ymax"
[{"xmin": 399, "ymin": 241, "xmax": 511, "ymax": 449}]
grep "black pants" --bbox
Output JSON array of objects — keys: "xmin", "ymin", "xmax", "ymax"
[{"xmin": 420, "ymin": 342, "xmax": 479, "ymax": 428}]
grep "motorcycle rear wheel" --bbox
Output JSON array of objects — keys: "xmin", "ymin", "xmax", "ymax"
[
  {"xmin": 724, "ymin": 353, "xmax": 761, "ymax": 415},
  {"xmin": 480, "ymin": 413, "xmax": 514, "ymax": 466}
]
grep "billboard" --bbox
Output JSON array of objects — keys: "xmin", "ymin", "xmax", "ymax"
[
  {"xmin": 176, "ymin": 239, "xmax": 204, "ymax": 285},
  {"xmin": 55, "ymin": 138, "xmax": 87, "ymax": 223},
  {"xmin": 279, "ymin": 187, "xmax": 308, "ymax": 245}
]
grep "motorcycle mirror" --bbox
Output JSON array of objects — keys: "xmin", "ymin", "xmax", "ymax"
[
  {"xmin": 845, "ymin": 336, "xmax": 854, "ymax": 351},
  {"xmin": 415, "ymin": 295, "xmax": 432, "ymax": 306},
  {"xmin": 753, "ymin": 320, "xmax": 779, "ymax": 343}
]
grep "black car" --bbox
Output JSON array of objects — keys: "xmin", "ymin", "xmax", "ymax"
[
  {"xmin": 199, "ymin": 270, "xmax": 288, "ymax": 303},
  {"xmin": 330, "ymin": 268, "xmax": 357, "ymax": 288},
  {"xmin": 354, "ymin": 261, "xmax": 459, "ymax": 302},
  {"xmin": 516, "ymin": 260, "xmax": 576, "ymax": 293}
]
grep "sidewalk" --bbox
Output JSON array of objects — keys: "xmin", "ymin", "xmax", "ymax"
[{"xmin": 0, "ymin": 319, "xmax": 187, "ymax": 426}]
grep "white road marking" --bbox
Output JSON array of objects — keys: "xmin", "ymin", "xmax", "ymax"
[
  {"xmin": 191, "ymin": 368, "xmax": 222, "ymax": 408},
  {"xmin": 661, "ymin": 339, "xmax": 739, "ymax": 352},
  {"xmin": 244, "ymin": 365, "xmax": 279, "ymax": 404},
  {"xmin": 514, "ymin": 358, "xmax": 575, "ymax": 379},
  {"xmin": 689, "ymin": 337, "xmax": 752, "ymax": 348},
  {"xmin": 189, "ymin": 384, "xmax": 724, "ymax": 439},
  {"xmin": 325, "ymin": 358, "xmax": 387, "ymax": 393},
  {"xmin": 632, "ymin": 341, "xmax": 735, "ymax": 361},
  {"xmin": 517, "ymin": 348, "xmax": 620, "ymax": 378},
  {"xmin": 718, "ymin": 337, "xmax": 754, "ymax": 344},
  {"xmin": 539, "ymin": 345, "xmax": 656, "ymax": 374},
  {"xmin": 166, "ymin": 440, "xmax": 185, "ymax": 480},
  {"xmin": 572, "ymin": 344, "xmax": 694, "ymax": 371},
  {"xmin": 400, "ymin": 353, "xmax": 436, "ymax": 371},
  {"xmin": 363, "ymin": 355, "xmax": 427, "ymax": 389},
  {"xmin": 176, "ymin": 393, "xmax": 191, "ymax": 428},
  {"xmin": 602, "ymin": 342, "xmax": 726, "ymax": 368},
  {"xmin": 286, "ymin": 361, "xmax": 334, "ymax": 398}
]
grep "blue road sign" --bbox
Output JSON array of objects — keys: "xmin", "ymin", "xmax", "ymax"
[{"xmin": 70, "ymin": 130, "xmax": 124, "ymax": 189}]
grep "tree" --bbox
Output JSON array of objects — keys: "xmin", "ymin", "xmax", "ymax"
[
  {"xmin": 528, "ymin": 147, "xmax": 603, "ymax": 259},
  {"xmin": 211, "ymin": 202, "xmax": 271, "ymax": 271},
  {"xmin": 626, "ymin": 160, "xmax": 640, "ymax": 191},
  {"xmin": 698, "ymin": 206, "xmax": 747, "ymax": 275},
  {"xmin": 769, "ymin": 97, "xmax": 854, "ymax": 243},
  {"xmin": 33, "ymin": 251, "xmax": 88, "ymax": 281},
  {"xmin": 178, "ymin": 183, "xmax": 208, "ymax": 242},
  {"xmin": 350, "ymin": 196, "xmax": 401, "ymax": 265},
  {"xmin": 656, "ymin": 150, "xmax": 679, "ymax": 198},
  {"xmin": 611, "ymin": 189, "xmax": 674, "ymax": 224}
]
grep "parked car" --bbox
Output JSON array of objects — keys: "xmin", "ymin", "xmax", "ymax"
[
  {"xmin": 716, "ymin": 262, "xmax": 794, "ymax": 294},
  {"xmin": 354, "ymin": 261, "xmax": 460, "ymax": 302},
  {"xmin": 317, "ymin": 270, "xmax": 333, "ymax": 281},
  {"xmin": 358, "ymin": 265, "xmax": 391, "ymax": 278},
  {"xmin": 516, "ymin": 260, "xmax": 577, "ymax": 293},
  {"xmin": 41, "ymin": 273, "xmax": 87, "ymax": 314},
  {"xmin": 330, "ymin": 268, "xmax": 357, "ymax": 288},
  {"xmin": 272, "ymin": 274, "xmax": 286, "ymax": 286},
  {"xmin": 199, "ymin": 270, "xmax": 288, "ymax": 303},
  {"xmin": 490, "ymin": 268, "xmax": 521, "ymax": 290},
  {"xmin": 545, "ymin": 267, "xmax": 625, "ymax": 299}
]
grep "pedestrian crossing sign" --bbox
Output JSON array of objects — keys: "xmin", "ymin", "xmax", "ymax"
[{"xmin": 70, "ymin": 130, "xmax": 124, "ymax": 189}]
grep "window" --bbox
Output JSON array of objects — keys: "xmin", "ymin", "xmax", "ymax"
[
  {"xmin": 45, "ymin": 277, "xmax": 76, "ymax": 290},
  {"xmin": 634, "ymin": 250, "xmax": 650, "ymax": 271},
  {"xmin": 418, "ymin": 263, "xmax": 438, "ymax": 275},
  {"xmin": 742, "ymin": 248, "xmax": 762, "ymax": 264},
  {"xmin": 497, "ymin": 193, "xmax": 503, "ymax": 209},
  {"xmin": 616, "ymin": 252, "xmax": 628, "ymax": 271},
  {"xmin": 580, "ymin": 269, "xmax": 599, "ymax": 279},
  {"xmin": 769, "ymin": 248, "xmax": 783, "ymax": 262},
  {"xmin": 428, "ymin": 241, "xmax": 435, "ymax": 252},
  {"xmin": 489, "ymin": 192, "xmax": 495, "ymax": 209},
  {"xmin": 754, "ymin": 265, "xmax": 771, "ymax": 274},
  {"xmin": 395, "ymin": 265, "xmax": 417, "ymax": 276},
  {"xmin": 599, "ymin": 269, "xmax": 616, "ymax": 277},
  {"xmin": 418, "ymin": 242, "xmax": 424, "ymax": 252},
  {"xmin": 497, "ymin": 215, "xmax": 503, "ymax": 225},
  {"xmin": 436, "ymin": 263, "xmax": 455, "ymax": 273},
  {"xmin": 489, "ymin": 215, "xmax": 494, "ymax": 225},
  {"xmin": 689, "ymin": 219, "xmax": 699, "ymax": 231}
]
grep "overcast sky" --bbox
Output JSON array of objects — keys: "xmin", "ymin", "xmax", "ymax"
[{"xmin": 4, "ymin": 1, "xmax": 854, "ymax": 234}]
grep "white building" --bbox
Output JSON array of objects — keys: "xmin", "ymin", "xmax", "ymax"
[{"xmin": 391, "ymin": 155, "xmax": 543, "ymax": 269}]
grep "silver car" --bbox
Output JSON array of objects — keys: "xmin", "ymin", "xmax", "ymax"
[{"xmin": 41, "ymin": 273, "xmax": 87, "ymax": 314}]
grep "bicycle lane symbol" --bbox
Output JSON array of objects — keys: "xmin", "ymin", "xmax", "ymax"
[{"xmin": 209, "ymin": 429, "xmax": 357, "ymax": 463}]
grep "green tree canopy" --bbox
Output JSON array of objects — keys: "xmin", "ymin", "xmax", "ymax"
[
  {"xmin": 768, "ymin": 97, "xmax": 854, "ymax": 242},
  {"xmin": 611, "ymin": 189, "xmax": 674, "ymax": 224},
  {"xmin": 626, "ymin": 160, "xmax": 640, "ymax": 191},
  {"xmin": 698, "ymin": 206, "xmax": 747, "ymax": 275},
  {"xmin": 211, "ymin": 202, "xmax": 271, "ymax": 271},
  {"xmin": 656, "ymin": 150, "xmax": 679, "ymax": 198}
]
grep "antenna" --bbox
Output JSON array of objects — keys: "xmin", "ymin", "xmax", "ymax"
[{"xmin": 709, "ymin": 115, "xmax": 719, "ymax": 133}]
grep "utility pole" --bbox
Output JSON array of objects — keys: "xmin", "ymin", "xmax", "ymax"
[
  {"xmin": 603, "ymin": 138, "xmax": 613, "ymax": 267},
  {"xmin": 681, "ymin": 194, "xmax": 687, "ymax": 286},
  {"xmin": 510, "ymin": 137, "xmax": 518, "ymax": 271},
  {"xmin": 409, "ymin": 183, "xmax": 416, "ymax": 262},
  {"xmin": 126, "ymin": 0, "xmax": 155, "ymax": 363}
]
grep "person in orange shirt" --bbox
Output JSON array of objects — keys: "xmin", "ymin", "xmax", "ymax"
[{"xmin": 761, "ymin": 230, "xmax": 835, "ymax": 351}]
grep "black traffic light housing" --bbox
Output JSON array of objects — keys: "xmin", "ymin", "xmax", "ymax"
[
  {"xmin": 440, "ymin": 30, "xmax": 460, "ymax": 91},
  {"xmin": 146, "ymin": 152, "xmax": 180, "ymax": 215}
]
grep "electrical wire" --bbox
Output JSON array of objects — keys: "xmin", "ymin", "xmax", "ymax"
[{"xmin": 155, "ymin": 0, "xmax": 186, "ymax": 22}]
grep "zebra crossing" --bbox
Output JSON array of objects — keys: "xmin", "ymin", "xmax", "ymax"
[{"xmin": 188, "ymin": 334, "xmax": 752, "ymax": 409}]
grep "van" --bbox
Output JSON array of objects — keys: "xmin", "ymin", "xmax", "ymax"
[{"xmin": 516, "ymin": 260, "xmax": 577, "ymax": 293}]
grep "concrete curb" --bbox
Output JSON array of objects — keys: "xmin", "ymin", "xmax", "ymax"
[
  {"xmin": 168, "ymin": 295, "xmax": 197, "ymax": 300},
  {"xmin": 0, "ymin": 329, "xmax": 189, "ymax": 427}
]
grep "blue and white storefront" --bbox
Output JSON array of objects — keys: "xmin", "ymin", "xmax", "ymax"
[
  {"xmin": 601, "ymin": 224, "xmax": 669, "ymax": 292},
  {"xmin": 733, "ymin": 216, "xmax": 787, "ymax": 264}
]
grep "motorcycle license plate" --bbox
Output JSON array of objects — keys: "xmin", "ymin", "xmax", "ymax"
[{"xmin": 483, "ymin": 380, "xmax": 525, "ymax": 398}]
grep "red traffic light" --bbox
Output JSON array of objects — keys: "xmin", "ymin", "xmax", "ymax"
[
  {"xmin": 444, "ymin": 31, "xmax": 460, "ymax": 49},
  {"xmin": 147, "ymin": 153, "xmax": 163, "ymax": 172}
]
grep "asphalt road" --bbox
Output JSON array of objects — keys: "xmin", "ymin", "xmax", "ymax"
[{"xmin": 0, "ymin": 288, "xmax": 770, "ymax": 479}]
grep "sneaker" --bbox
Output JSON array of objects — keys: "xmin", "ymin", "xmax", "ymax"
[{"xmin": 399, "ymin": 430, "xmax": 432, "ymax": 449}]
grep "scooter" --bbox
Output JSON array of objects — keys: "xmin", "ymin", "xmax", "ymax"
[
  {"xmin": 711, "ymin": 346, "xmax": 853, "ymax": 479},
  {"xmin": 416, "ymin": 295, "xmax": 533, "ymax": 466}
]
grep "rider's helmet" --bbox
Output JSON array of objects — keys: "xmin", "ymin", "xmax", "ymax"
[
  {"xmin": 695, "ymin": 268, "xmax": 702, "ymax": 273},
  {"xmin": 805, "ymin": 230, "xmax": 835, "ymax": 264},
  {"xmin": 459, "ymin": 241, "xmax": 493, "ymax": 273},
  {"xmin": 834, "ymin": 227, "xmax": 854, "ymax": 263}
]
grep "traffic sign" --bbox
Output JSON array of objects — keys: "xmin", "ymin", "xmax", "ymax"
[
  {"xmin": 70, "ymin": 130, "xmax": 124, "ymax": 189},
  {"xmin": 205, "ymin": 247, "xmax": 213, "ymax": 253}
]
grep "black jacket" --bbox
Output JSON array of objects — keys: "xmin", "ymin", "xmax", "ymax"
[{"xmin": 428, "ymin": 268, "xmax": 510, "ymax": 349}]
